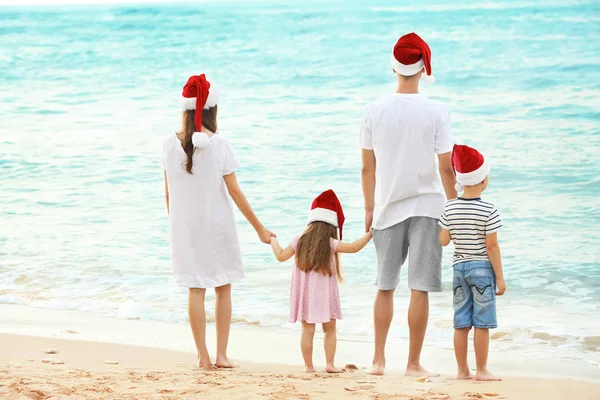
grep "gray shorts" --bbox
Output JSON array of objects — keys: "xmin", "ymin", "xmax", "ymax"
[{"xmin": 373, "ymin": 217, "xmax": 442, "ymax": 292}]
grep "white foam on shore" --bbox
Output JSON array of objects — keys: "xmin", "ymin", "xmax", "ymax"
[{"xmin": 0, "ymin": 304, "xmax": 598, "ymax": 382}]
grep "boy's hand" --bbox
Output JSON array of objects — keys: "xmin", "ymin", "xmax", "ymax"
[{"xmin": 496, "ymin": 279, "xmax": 507, "ymax": 296}]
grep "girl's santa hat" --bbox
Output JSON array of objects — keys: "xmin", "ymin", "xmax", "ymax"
[
  {"xmin": 180, "ymin": 74, "xmax": 220, "ymax": 148},
  {"xmin": 308, "ymin": 189, "xmax": 345, "ymax": 240},
  {"xmin": 452, "ymin": 144, "xmax": 492, "ymax": 192},
  {"xmin": 391, "ymin": 32, "xmax": 435, "ymax": 84}
]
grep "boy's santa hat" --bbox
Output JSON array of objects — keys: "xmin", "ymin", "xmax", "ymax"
[
  {"xmin": 180, "ymin": 74, "xmax": 219, "ymax": 147},
  {"xmin": 452, "ymin": 144, "xmax": 492, "ymax": 192},
  {"xmin": 308, "ymin": 189, "xmax": 345, "ymax": 240},
  {"xmin": 391, "ymin": 32, "xmax": 435, "ymax": 84}
]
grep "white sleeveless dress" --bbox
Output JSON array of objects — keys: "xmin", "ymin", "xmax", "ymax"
[{"xmin": 160, "ymin": 133, "xmax": 244, "ymax": 288}]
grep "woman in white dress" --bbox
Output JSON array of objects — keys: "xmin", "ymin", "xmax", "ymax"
[{"xmin": 161, "ymin": 74, "xmax": 275, "ymax": 368}]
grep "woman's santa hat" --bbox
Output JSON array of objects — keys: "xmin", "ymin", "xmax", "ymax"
[
  {"xmin": 391, "ymin": 32, "xmax": 435, "ymax": 84},
  {"xmin": 308, "ymin": 189, "xmax": 345, "ymax": 240},
  {"xmin": 452, "ymin": 144, "xmax": 492, "ymax": 192},
  {"xmin": 180, "ymin": 74, "xmax": 220, "ymax": 148}
]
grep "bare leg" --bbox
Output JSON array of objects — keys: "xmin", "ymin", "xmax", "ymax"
[
  {"xmin": 369, "ymin": 289, "xmax": 394, "ymax": 375},
  {"xmin": 215, "ymin": 284, "xmax": 237, "ymax": 368},
  {"xmin": 188, "ymin": 288, "xmax": 213, "ymax": 368},
  {"xmin": 405, "ymin": 290, "xmax": 437, "ymax": 376},
  {"xmin": 322, "ymin": 319, "xmax": 343, "ymax": 373},
  {"xmin": 454, "ymin": 327, "xmax": 472, "ymax": 379},
  {"xmin": 474, "ymin": 328, "xmax": 501, "ymax": 381},
  {"xmin": 301, "ymin": 321, "xmax": 316, "ymax": 372}
]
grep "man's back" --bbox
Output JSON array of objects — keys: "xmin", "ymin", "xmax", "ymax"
[{"xmin": 359, "ymin": 93, "xmax": 452, "ymax": 230}]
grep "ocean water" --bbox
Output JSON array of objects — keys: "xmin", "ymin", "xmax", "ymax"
[{"xmin": 1, "ymin": 0, "xmax": 599, "ymax": 369}]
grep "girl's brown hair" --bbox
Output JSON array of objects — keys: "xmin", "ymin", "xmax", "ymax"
[
  {"xmin": 180, "ymin": 106, "xmax": 218, "ymax": 174},
  {"xmin": 295, "ymin": 221, "xmax": 342, "ymax": 282}
]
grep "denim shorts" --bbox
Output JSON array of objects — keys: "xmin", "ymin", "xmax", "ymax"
[{"xmin": 453, "ymin": 260, "xmax": 497, "ymax": 329}]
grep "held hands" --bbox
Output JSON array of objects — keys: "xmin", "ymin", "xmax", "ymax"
[
  {"xmin": 364, "ymin": 209, "xmax": 373, "ymax": 233},
  {"xmin": 496, "ymin": 279, "xmax": 507, "ymax": 296},
  {"xmin": 257, "ymin": 227, "xmax": 276, "ymax": 244}
]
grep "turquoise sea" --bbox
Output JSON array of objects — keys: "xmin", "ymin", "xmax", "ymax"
[{"xmin": 1, "ymin": 0, "xmax": 599, "ymax": 369}]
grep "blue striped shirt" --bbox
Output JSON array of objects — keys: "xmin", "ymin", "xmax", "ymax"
[{"xmin": 438, "ymin": 198, "xmax": 502, "ymax": 265}]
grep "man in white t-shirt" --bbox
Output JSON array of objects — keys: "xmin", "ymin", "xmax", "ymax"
[{"xmin": 360, "ymin": 32, "xmax": 457, "ymax": 376}]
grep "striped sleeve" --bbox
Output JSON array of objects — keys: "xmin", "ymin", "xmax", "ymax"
[
  {"xmin": 486, "ymin": 207, "xmax": 502, "ymax": 234},
  {"xmin": 438, "ymin": 207, "xmax": 449, "ymax": 230}
]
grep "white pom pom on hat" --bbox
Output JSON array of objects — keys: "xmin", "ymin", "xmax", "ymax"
[{"xmin": 191, "ymin": 132, "xmax": 210, "ymax": 148}]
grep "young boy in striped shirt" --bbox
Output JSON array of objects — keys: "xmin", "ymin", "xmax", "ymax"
[{"xmin": 439, "ymin": 144, "xmax": 506, "ymax": 381}]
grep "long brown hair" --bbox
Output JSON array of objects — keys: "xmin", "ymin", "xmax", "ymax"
[
  {"xmin": 295, "ymin": 221, "xmax": 342, "ymax": 282},
  {"xmin": 180, "ymin": 106, "xmax": 218, "ymax": 174}
]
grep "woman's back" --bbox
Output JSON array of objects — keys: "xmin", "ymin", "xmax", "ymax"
[{"xmin": 161, "ymin": 132, "xmax": 243, "ymax": 288}]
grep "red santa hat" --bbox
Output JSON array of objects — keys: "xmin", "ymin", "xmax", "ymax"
[
  {"xmin": 452, "ymin": 144, "xmax": 492, "ymax": 192},
  {"xmin": 391, "ymin": 32, "xmax": 435, "ymax": 84},
  {"xmin": 308, "ymin": 189, "xmax": 345, "ymax": 240}
]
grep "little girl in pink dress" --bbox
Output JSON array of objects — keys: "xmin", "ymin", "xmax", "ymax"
[{"xmin": 270, "ymin": 190, "xmax": 372, "ymax": 373}]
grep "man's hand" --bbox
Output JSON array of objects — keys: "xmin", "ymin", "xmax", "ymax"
[
  {"xmin": 365, "ymin": 209, "xmax": 373, "ymax": 233},
  {"xmin": 258, "ymin": 227, "xmax": 276, "ymax": 244}
]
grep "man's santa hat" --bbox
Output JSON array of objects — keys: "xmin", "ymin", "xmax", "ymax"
[
  {"xmin": 180, "ymin": 74, "xmax": 219, "ymax": 148},
  {"xmin": 308, "ymin": 189, "xmax": 345, "ymax": 240},
  {"xmin": 452, "ymin": 144, "xmax": 492, "ymax": 192},
  {"xmin": 391, "ymin": 32, "xmax": 435, "ymax": 84}
]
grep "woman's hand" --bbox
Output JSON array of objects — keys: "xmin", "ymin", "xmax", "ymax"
[{"xmin": 258, "ymin": 227, "xmax": 276, "ymax": 244}]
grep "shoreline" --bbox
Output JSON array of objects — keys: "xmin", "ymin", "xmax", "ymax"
[
  {"xmin": 1, "ymin": 304, "xmax": 599, "ymax": 383},
  {"xmin": 2, "ymin": 333, "xmax": 600, "ymax": 400}
]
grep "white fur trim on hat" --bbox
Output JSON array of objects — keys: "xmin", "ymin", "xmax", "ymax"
[
  {"xmin": 455, "ymin": 157, "xmax": 491, "ymax": 192},
  {"xmin": 308, "ymin": 208, "xmax": 338, "ymax": 227},
  {"xmin": 191, "ymin": 132, "xmax": 210, "ymax": 148},
  {"xmin": 180, "ymin": 86, "xmax": 220, "ymax": 110},
  {"xmin": 390, "ymin": 54, "xmax": 435, "ymax": 83}
]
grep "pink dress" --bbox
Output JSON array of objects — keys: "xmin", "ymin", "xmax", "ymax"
[{"xmin": 289, "ymin": 236, "xmax": 343, "ymax": 324}]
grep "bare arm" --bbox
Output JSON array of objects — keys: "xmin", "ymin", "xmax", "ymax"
[
  {"xmin": 486, "ymin": 232, "xmax": 506, "ymax": 295},
  {"xmin": 439, "ymin": 228, "xmax": 451, "ymax": 246},
  {"xmin": 438, "ymin": 152, "xmax": 458, "ymax": 200},
  {"xmin": 163, "ymin": 170, "xmax": 169, "ymax": 215},
  {"xmin": 336, "ymin": 231, "xmax": 372, "ymax": 254},
  {"xmin": 361, "ymin": 149, "xmax": 376, "ymax": 232},
  {"xmin": 270, "ymin": 237, "xmax": 295, "ymax": 262},
  {"xmin": 223, "ymin": 172, "xmax": 275, "ymax": 244}
]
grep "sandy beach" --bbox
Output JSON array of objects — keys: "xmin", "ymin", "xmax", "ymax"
[
  {"xmin": 2, "ymin": 333, "xmax": 599, "ymax": 400},
  {"xmin": 0, "ymin": 305, "xmax": 599, "ymax": 400}
]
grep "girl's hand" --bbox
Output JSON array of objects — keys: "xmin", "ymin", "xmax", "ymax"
[
  {"xmin": 258, "ymin": 227, "xmax": 276, "ymax": 244},
  {"xmin": 496, "ymin": 279, "xmax": 507, "ymax": 296}
]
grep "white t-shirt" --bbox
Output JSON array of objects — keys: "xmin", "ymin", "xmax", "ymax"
[
  {"xmin": 359, "ymin": 93, "xmax": 453, "ymax": 230},
  {"xmin": 161, "ymin": 133, "xmax": 244, "ymax": 288}
]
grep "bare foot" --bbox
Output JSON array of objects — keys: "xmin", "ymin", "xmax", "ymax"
[
  {"xmin": 325, "ymin": 365, "xmax": 344, "ymax": 373},
  {"xmin": 304, "ymin": 365, "xmax": 316, "ymax": 373},
  {"xmin": 476, "ymin": 369, "xmax": 501, "ymax": 381},
  {"xmin": 405, "ymin": 364, "xmax": 439, "ymax": 377},
  {"xmin": 368, "ymin": 363, "xmax": 385, "ymax": 376},
  {"xmin": 215, "ymin": 358, "xmax": 239, "ymax": 369},
  {"xmin": 457, "ymin": 368, "xmax": 473, "ymax": 380},
  {"xmin": 197, "ymin": 359, "xmax": 216, "ymax": 370}
]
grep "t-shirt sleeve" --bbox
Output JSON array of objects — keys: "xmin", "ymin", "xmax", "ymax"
[
  {"xmin": 435, "ymin": 105, "xmax": 453, "ymax": 155},
  {"xmin": 359, "ymin": 106, "xmax": 373, "ymax": 150},
  {"xmin": 218, "ymin": 137, "xmax": 240, "ymax": 176},
  {"xmin": 486, "ymin": 207, "xmax": 502, "ymax": 234},
  {"xmin": 290, "ymin": 236, "xmax": 301, "ymax": 251},
  {"xmin": 330, "ymin": 238, "xmax": 340, "ymax": 252},
  {"xmin": 438, "ymin": 207, "xmax": 450, "ymax": 230}
]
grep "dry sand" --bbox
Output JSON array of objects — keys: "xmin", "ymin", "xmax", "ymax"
[{"xmin": 1, "ymin": 333, "xmax": 599, "ymax": 400}]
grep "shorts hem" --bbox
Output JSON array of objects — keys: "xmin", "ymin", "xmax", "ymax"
[
  {"xmin": 473, "ymin": 324, "xmax": 498, "ymax": 329},
  {"xmin": 409, "ymin": 285, "xmax": 442, "ymax": 293},
  {"xmin": 454, "ymin": 324, "xmax": 472, "ymax": 329}
]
